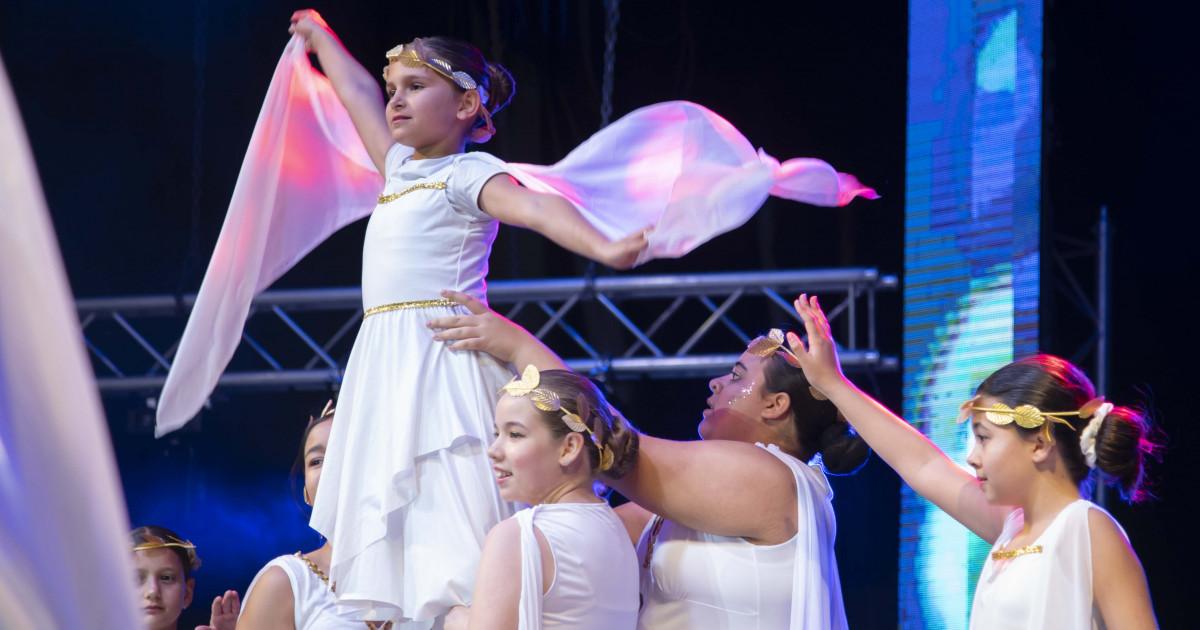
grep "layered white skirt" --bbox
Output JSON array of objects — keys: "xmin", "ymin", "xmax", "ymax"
[{"xmin": 309, "ymin": 303, "xmax": 516, "ymax": 623}]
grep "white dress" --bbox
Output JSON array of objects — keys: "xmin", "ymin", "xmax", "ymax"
[
  {"xmin": 244, "ymin": 554, "xmax": 371, "ymax": 630},
  {"xmin": 309, "ymin": 144, "xmax": 518, "ymax": 624},
  {"xmin": 513, "ymin": 501, "xmax": 639, "ymax": 630},
  {"xmin": 970, "ymin": 499, "xmax": 1119, "ymax": 630},
  {"xmin": 635, "ymin": 444, "xmax": 848, "ymax": 630}
]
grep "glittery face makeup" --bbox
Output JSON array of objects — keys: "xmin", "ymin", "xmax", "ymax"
[{"xmin": 698, "ymin": 352, "xmax": 769, "ymax": 442}]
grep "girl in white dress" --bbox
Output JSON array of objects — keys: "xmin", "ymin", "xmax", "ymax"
[
  {"xmin": 238, "ymin": 403, "xmax": 392, "ymax": 630},
  {"xmin": 789, "ymin": 294, "xmax": 1161, "ymax": 629},
  {"xmin": 427, "ymin": 292, "xmax": 869, "ymax": 630},
  {"xmin": 284, "ymin": 9, "xmax": 646, "ymax": 625},
  {"xmin": 445, "ymin": 367, "xmax": 640, "ymax": 630}
]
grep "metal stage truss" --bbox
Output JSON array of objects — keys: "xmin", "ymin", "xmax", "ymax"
[{"xmin": 78, "ymin": 268, "xmax": 898, "ymax": 396}]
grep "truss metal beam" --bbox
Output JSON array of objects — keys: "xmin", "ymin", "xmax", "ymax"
[{"xmin": 78, "ymin": 268, "xmax": 898, "ymax": 395}]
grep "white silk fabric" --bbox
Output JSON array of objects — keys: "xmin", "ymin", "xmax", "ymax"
[
  {"xmin": 156, "ymin": 36, "xmax": 877, "ymax": 434},
  {"xmin": 0, "ymin": 54, "xmax": 143, "ymax": 629}
]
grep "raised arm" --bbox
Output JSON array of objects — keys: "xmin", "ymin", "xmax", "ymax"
[
  {"xmin": 429, "ymin": 291, "xmax": 799, "ymax": 543},
  {"xmin": 791, "ymin": 294, "xmax": 1012, "ymax": 542},
  {"xmin": 478, "ymin": 175, "xmax": 647, "ymax": 270},
  {"xmin": 607, "ymin": 435, "xmax": 799, "ymax": 544},
  {"xmin": 288, "ymin": 10, "xmax": 393, "ymax": 173}
]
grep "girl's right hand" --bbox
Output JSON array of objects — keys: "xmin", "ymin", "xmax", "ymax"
[
  {"xmin": 789, "ymin": 293, "xmax": 848, "ymax": 397},
  {"xmin": 600, "ymin": 229, "xmax": 650, "ymax": 270},
  {"xmin": 288, "ymin": 9, "xmax": 331, "ymax": 50}
]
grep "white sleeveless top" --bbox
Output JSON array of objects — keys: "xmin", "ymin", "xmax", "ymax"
[
  {"xmin": 970, "ymin": 499, "xmax": 1119, "ymax": 630},
  {"xmin": 244, "ymin": 554, "xmax": 376, "ymax": 629},
  {"xmin": 514, "ymin": 501, "xmax": 639, "ymax": 630},
  {"xmin": 635, "ymin": 444, "xmax": 848, "ymax": 630}
]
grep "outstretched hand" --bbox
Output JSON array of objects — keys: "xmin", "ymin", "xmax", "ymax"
[
  {"xmin": 195, "ymin": 590, "xmax": 240, "ymax": 630},
  {"xmin": 288, "ymin": 9, "xmax": 332, "ymax": 51},
  {"xmin": 789, "ymin": 293, "xmax": 847, "ymax": 398},
  {"xmin": 601, "ymin": 228, "xmax": 651, "ymax": 270}
]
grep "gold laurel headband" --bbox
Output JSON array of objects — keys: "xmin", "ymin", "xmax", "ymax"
[
  {"xmin": 956, "ymin": 395, "xmax": 1109, "ymax": 443},
  {"xmin": 383, "ymin": 40, "xmax": 496, "ymax": 143},
  {"xmin": 500, "ymin": 365, "xmax": 615, "ymax": 471},
  {"xmin": 132, "ymin": 534, "xmax": 201, "ymax": 571},
  {"xmin": 312, "ymin": 399, "xmax": 335, "ymax": 423},
  {"xmin": 746, "ymin": 329, "xmax": 828, "ymax": 401}
]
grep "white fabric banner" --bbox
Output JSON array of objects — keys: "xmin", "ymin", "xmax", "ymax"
[{"xmin": 0, "ymin": 55, "xmax": 143, "ymax": 629}]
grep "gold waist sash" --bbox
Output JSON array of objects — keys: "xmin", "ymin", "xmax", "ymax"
[{"xmin": 363, "ymin": 298, "xmax": 458, "ymax": 319}]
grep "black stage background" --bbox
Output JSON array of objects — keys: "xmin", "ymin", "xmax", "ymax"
[{"xmin": 1, "ymin": 1, "xmax": 1195, "ymax": 627}]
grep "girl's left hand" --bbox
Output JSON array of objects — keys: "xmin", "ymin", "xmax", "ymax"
[
  {"xmin": 600, "ymin": 229, "xmax": 650, "ymax": 269},
  {"xmin": 288, "ymin": 9, "xmax": 332, "ymax": 51},
  {"xmin": 789, "ymin": 293, "xmax": 848, "ymax": 397},
  {"xmin": 194, "ymin": 590, "xmax": 240, "ymax": 630}
]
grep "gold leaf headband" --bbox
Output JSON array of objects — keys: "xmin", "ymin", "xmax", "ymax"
[
  {"xmin": 383, "ymin": 40, "xmax": 496, "ymax": 143},
  {"xmin": 132, "ymin": 533, "xmax": 201, "ymax": 571},
  {"xmin": 311, "ymin": 399, "xmax": 335, "ymax": 423},
  {"xmin": 957, "ymin": 395, "xmax": 1109, "ymax": 443},
  {"xmin": 500, "ymin": 365, "xmax": 615, "ymax": 471},
  {"xmin": 746, "ymin": 329, "xmax": 827, "ymax": 401}
]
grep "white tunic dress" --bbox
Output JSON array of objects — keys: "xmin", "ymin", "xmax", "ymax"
[
  {"xmin": 635, "ymin": 444, "xmax": 848, "ymax": 630},
  {"xmin": 309, "ymin": 144, "xmax": 518, "ymax": 624},
  {"xmin": 514, "ymin": 501, "xmax": 639, "ymax": 630},
  {"xmin": 970, "ymin": 499, "xmax": 1119, "ymax": 630},
  {"xmin": 244, "ymin": 554, "xmax": 372, "ymax": 630}
]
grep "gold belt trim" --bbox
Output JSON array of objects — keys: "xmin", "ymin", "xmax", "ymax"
[
  {"xmin": 378, "ymin": 181, "xmax": 447, "ymax": 204},
  {"xmin": 363, "ymin": 298, "xmax": 458, "ymax": 319}
]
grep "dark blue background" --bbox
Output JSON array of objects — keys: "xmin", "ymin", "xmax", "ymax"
[{"xmin": 1, "ymin": 1, "xmax": 1193, "ymax": 627}]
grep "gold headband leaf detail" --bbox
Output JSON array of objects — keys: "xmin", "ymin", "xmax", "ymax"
[
  {"xmin": 747, "ymin": 329, "xmax": 826, "ymax": 399},
  {"xmin": 132, "ymin": 534, "xmax": 201, "ymax": 570},
  {"xmin": 957, "ymin": 396, "xmax": 1106, "ymax": 442},
  {"xmin": 501, "ymin": 366, "xmax": 613, "ymax": 471},
  {"xmin": 500, "ymin": 364, "xmax": 540, "ymax": 397},
  {"xmin": 530, "ymin": 389, "xmax": 561, "ymax": 412}
]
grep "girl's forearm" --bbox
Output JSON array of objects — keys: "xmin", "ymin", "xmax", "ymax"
[
  {"xmin": 525, "ymin": 195, "xmax": 613, "ymax": 264},
  {"xmin": 307, "ymin": 30, "xmax": 384, "ymax": 110}
]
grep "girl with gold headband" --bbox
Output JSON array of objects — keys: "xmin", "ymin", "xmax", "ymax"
[
  {"xmin": 787, "ymin": 294, "xmax": 1160, "ymax": 629},
  {"xmin": 157, "ymin": 5, "xmax": 876, "ymax": 626},
  {"xmin": 444, "ymin": 367, "xmax": 640, "ymax": 630},
  {"xmin": 131, "ymin": 525, "xmax": 240, "ymax": 630},
  {"xmin": 277, "ymin": 9, "xmax": 650, "ymax": 626},
  {"xmin": 428, "ymin": 291, "xmax": 868, "ymax": 629}
]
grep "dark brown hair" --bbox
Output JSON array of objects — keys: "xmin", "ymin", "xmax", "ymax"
[
  {"xmin": 760, "ymin": 334, "xmax": 870, "ymax": 475},
  {"xmin": 405, "ymin": 37, "xmax": 515, "ymax": 141},
  {"xmin": 975, "ymin": 354, "xmax": 1162, "ymax": 502},
  {"xmin": 525, "ymin": 370, "xmax": 639, "ymax": 479}
]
